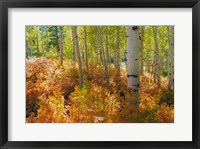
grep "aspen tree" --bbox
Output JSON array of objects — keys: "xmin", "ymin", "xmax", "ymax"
[
  {"xmin": 59, "ymin": 28, "xmax": 63, "ymax": 65},
  {"xmin": 115, "ymin": 26, "xmax": 120, "ymax": 74},
  {"xmin": 42, "ymin": 32, "xmax": 44, "ymax": 53},
  {"xmin": 84, "ymin": 26, "xmax": 89, "ymax": 72},
  {"xmin": 98, "ymin": 26, "xmax": 109, "ymax": 84},
  {"xmin": 105, "ymin": 27, "xmax": 109, "ymax": 65},
  {"xmin": 153, "ymin": 26, "xmax": 160, "ymax": 86},
  {"xmin": 126, "ymin": 26, "xmax": 140, "ymax": 108},
  {"xmin": 71, "ymin": 28, "xmax": 76, "ymax": 61},
  {"xmin": 26, "ymin": 26, "xmax": 30, "ymax": 58},
  {"xmin": 146, "ymin": 37, "xmax": 151, "ymax": 73},
  {"xmin": 167, "ymin": 26, "xmax": 174, "ymax": 91},
  {"xmin": 72, "ymin": 26, "xmax": 83, "ymax": 88},
  {"xmin": 36, "ymin": 33, "xmax": 39, "ymax": 53},
  {"xmin": 139, "ymin": 26, "xmax": 144, "ymax": 75},
  {"xmin": 46, "ymin": 26, "xmax": 49, "ymax": 52}
]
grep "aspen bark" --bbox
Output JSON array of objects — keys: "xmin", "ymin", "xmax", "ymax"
[
  {"xmin": 26, "ymin": 26, "xmax": 29, "ymax": 58},
  {"xmin": 84, "ymin": 26, "xmax": 89, "ymax": 72},
  {"xmin": 46, "ymin": 27, "xmax": 49, "ymax": 52},
  {"xmin": 146, "ymin": 36, "xmax": 151, "ymax": 73},
  {"xmin": 42, "ymin": 32, "xmax": 44, "ymax": 53},
  {"xmin": 98, "ymin": 26, "xmax": 109, "ymax": 84},
  {"xmin": 71, "ymin": 28, "xmax": 76, "ymax": 61},
  {"xmin": 36, "ymin": 33, "xmax": 39, "ymax": 53},
  {"xmin": 153, "ymin": 26, "xmax": 160, "ymax": 86},
  {"xmin": 115, "ymin": 26, "xmax": 120, "ymax": 74},
  {"xmin": 146, "ymin": 49, "xmax": 150, "ymax": 73},
  {"xmin": 26, "ymin": 40, "xmax": 29, "ymax": 58},
  {"xmin": 72, "ymin": 26, "xmax": 83, "ymax": 88},
  {"xmin": 59, "ymin": 29, "xmax": 63, "ymax": 65},
  {"xmin": 167, "ymin": 26, "xmax": 174, "ymax": 91},
  {"xmin": 126, "ymin": 26, "xmax": 140, "ymax": 108},
  {"xmin": 55, "ymin": 26, "xmax": 60, "ymax": 52},
  {"xmin": 139, "ymin": 26, "xmax": 144, "ymax": 75},
  {"xmin": 105, "ymin": 27, "xmax": 109, "ymax": 65}
]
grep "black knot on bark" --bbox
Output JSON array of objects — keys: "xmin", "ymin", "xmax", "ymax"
[
  {"xmin": 132, "ymin": 26, "xmax": 138, "ymax": 30},
  {"xmin": 127, "ymin": 74, "xmax": 138, "ymax": 78},
  {"xmin": 132, "ymin": 83, "xmax": 140, "ymax": 88}
]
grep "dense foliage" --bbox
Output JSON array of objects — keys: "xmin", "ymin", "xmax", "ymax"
[
  {"xmin": 26, "ymin": 26, "xmax": 174, "ymax": 123},
  {"xmin": 26, "ymin": 58, "xmax": 173, "ymax": 123}
]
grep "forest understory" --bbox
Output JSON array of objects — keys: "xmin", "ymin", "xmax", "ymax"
[{"xmin": 26, "ymin": 57, "xmax": 174, "ymax": 123}]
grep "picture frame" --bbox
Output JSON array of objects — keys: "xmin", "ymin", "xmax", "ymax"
[{"xmin": 0, "ymin": 0, "xmax": 199, "ymax": 148}]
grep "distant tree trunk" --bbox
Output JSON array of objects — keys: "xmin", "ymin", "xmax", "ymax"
[
  {"xmin": 46, "ymin": 26, "xmax": 49, "ymax": 52},
  {"xmin": 139, "ymin": 26, "xmax": 144, "ymax": 75},
  {"xmin": 105, "ymin": 27, "xmax": 109, "ymax": 65},
  {"xmin": 146, "ymin": 49, "xmax": 150, "ymax": 73},
  {"xmin": 72, "ymin": 26, "xmax": 83, "ymax": 88},
  {"xmin": 167, "ymin": 26, "xmax": 174, "ymax": 91},
  {"xmin": 26, "ymin": 40, "xmax": 29, "ymax": 58},
  {"xmin": 26, "ymin": 26, "xmax": 29, "ymax": 58},
  {"xmin": 36, "ymin": 34, "xmax": 39, "ymax": 53},
  {"xmin": 126, "ymin": 26, "xmax": 140, "ymax": 110},
  {"xmin": 71, "ymin": 28, "xmax": 76, "ymax": 61},
  {"xmin": 115, "ymin": 26, "xmax": 120, "ymax": 74},
  {"xmin": 84, "ymin": 26, "xmax": 89, "ymax": 72},
  {"xmin": 91, "ymin": 44, "xmax": 94, "ymax": 67},
  {"xmin": 42, "ymin": 32, "xmax": 44, "ymax": 53},
  {"xmin": 98, "ymin": 26, "xmax": 109, "ymax": 84},
  {"xmin": 55, "ymin": 26, "xmax": 60, "ymax": 52},
  {"xmin": 59, "ymin": 29, "xmax": 63, "ymax": 65},
  {"xmin": 146, "ymin": 37, "xmax": 151, "ymax": 73},
  {"xmin": 153, "ymin": 26, "xmax": 160, "ymax": 86},
  {"xmin": 160, "ymin": 56, "xmax": 164, "ymax": 72},
  {"xmin": 96, "ymin": 31, "xmax": 99, "ymax": 65}
]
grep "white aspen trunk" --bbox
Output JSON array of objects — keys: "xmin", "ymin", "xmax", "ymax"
[
  {"xmin": 96, "ymin": 28, "xmax": 99, "ymax": 65},
  {"xmin": 36, "ymin": 34, "xmax": 39, "ymax": 53},
  {"xmin": 26, "ymin": 40, "xmax": 29, "ymax": 58},
  {"xmin": 146, "ymin": 49, "xmax": 150, "ymax": 73},
  {"xmin": 26, "ymin": 26, "xmax": 29, "ymax": 58},
  {"xmin": 42, "ymin": 32, "xmax": 44, "ymax": 53},
  {"xmin": 139, "ymin": 26, "xmax": 144, "ymax": 75},
  {"xmin": 115, "ymin": 27, "xmax": 120, "ymax": 72},
  {"xmin": 146, "ymin": 37, "xmax": 151, "ymax": 73},
  {"xmin": 59, "ymin": 29, "xmax": 63, "ymax": 65},
  {"xmin": 105, "ymin": 27, "xmax": 109, "ymax": 66},
  {"xmin": 84, "ymin": 26, "xmax": 89, "ymax": 72},
  {"xmin": 91, "ymin": 44, "xmax": 94, "ymax": 67},
  {"xmin": 72, "ymin": 26, "xmax": 84, "ymax": 88},
  {"xmin": 153, "ymin": 26, "xmax": 160, "ymax": 86},
  {"xmin": 71, "ymin": 28, "xmax": 76, "ymax": 61},
  {"xmin": 46, "ymin": 28, "xmax": 48, "ymax": 52},
  {"xmin": 171, "ymin": 29, "xmax": 174, "ymax": 91},
  {"xmin": 167, "ymin": 26, "xmax": 174, "ymax": 91},
  {"xmin": 126, "ymin": 26, "xmax": 140, "ymax": 108},
  {"xmin": 98, "ymin": 26, "xmax": 109, "ymax": 84}
]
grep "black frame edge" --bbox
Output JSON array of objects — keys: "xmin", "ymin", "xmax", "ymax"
[
  {"xmin": 192, "ymin": 1, "xmax": 199, "ymax": 148},
  {"xmin": 0, "ymin": 0, "xmax": 198, "ymax": 8},
  {"xmin": 0, "ymin": 0, "xmax": 8, "ymax": 148},
  {"xmin": 197, "ymin": 1, "xmax": 200, "ymax": 149},
  {"xmin": 0, "ymin": 0, "xmax": 7, "ymax": 148},
  {"xmin": 0, "ymin": 0, "xmax": 199, "ymax": 149}
]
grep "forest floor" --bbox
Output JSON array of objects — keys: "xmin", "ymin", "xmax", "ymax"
[{"xmin": 26, "ymin": 57, "xmax": 174, "ymax": 123}]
